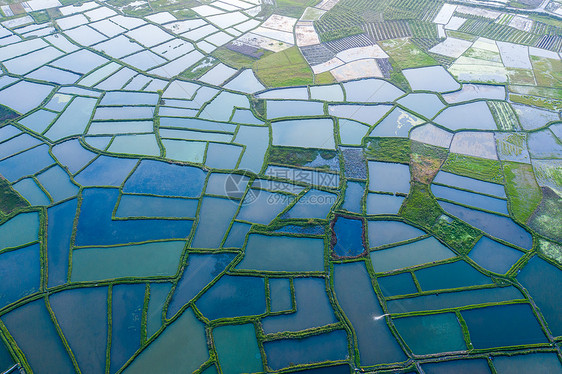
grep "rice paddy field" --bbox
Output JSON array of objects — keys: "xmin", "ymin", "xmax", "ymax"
[{"xmin": 0, "ymin": 0, "xmax": 561, "ymax": 371}]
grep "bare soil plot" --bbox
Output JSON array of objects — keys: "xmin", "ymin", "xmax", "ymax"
[
  {"xmin": 295, "ymin": 22, "xmax": 321, "ymax": 47},
  {"xmin": 262, "ymin": 14, "xmax": 297, "ymax": 33},
  {"xmin": 330, "ymin": 59, "xmax": 383, "ymax": 81},
  {"xmin": 429, "ymin": 37, "xmax": 473, "ymax": 58},
  {"xmin": 310, "ymin": 57, "xmax": 344, "ymax": 74},
  {"xmin": 336, "ymin": 45, "xmax": 388, "ymax": 63}
]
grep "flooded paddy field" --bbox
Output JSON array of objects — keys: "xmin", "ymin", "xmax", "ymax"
[{"xmin": 0, "ymin": 0, "xmax": 561, "ymax": 372}]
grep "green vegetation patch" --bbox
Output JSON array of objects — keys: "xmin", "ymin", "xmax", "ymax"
[
  {"xmin": 463, "ymin": 21, "xmax": 540, "ymax": 46},
  {"xmin": 507, "ymin": 0, "xmax": 541, "ymax": 10},
  {"xmin": 431, "ymin": 215, "xmax": 481, "ymax": 254},
  {"xmin": 487, "ymin": 101, "xmax": 519, "ymax": 131},
  {"xmin": 510, "ymin": 94, "xmax": 562, "ymax": 111},
  {"xmin": 503, "ymin": 162, "xmax": 542, "ymax": 223},
  {"xmin": 446, "ymin": 30, "xmax": 478, "ymax": 42},
  {"xmin": 496, "ymin": 133, "xmax": 528, "ymax": 161},
  {"xmin": 0, "ymin": 176, "xmax": 28, "ymax": 216},
  {"xmin": 0, "ymin": 105, "xmax": 18, "ymax": 122},
  {"xmin": 47, "ymin": 7, "xmax": 62, "ymax": 19},
  {"xmin": 389, "ymin": 68, "xmax": 410, "ymax": 92},
  {"xmin": 400, "ymin": 182, "xmax": 442, "ymax": 228},
  {"xmin": 151, "ymin": 0, "xmax": 199, "ymax": 13},
  {"xmin": 410, "ymin": 141, "xmax": 448, "ymax": 184},
  {"xmin": 106, "ymin": 0, "xmax": 151, "ymax": 16},
  {"xmin": 399, "ymin": 183, "xmax": 480, "ymax": 253},
  {"xmin": 529, "ymin": 14, "xmax": 562, "ymax": 28},
  {"xmin": 180, "ymin": 57, "xmax": 217, "ymax": 80},
  {"xmin": 315, "ymin": 71, "xmax": 336, "ymax": 85},
  {"xmin": 364, "ymin": 137, "xmax": 411, "ymax": 164},
  {"xmin": 275, "ymin": 0, "xmax": 319, "ymax": 17},
  {"xmin": 442, "ymin": 153, "xmax": 504, "ymax": 184},
  {"xmin": 463, "ymin": 47, "xmax": 501, "ymax": 62},
  {"xmin": 212, "ymin": 47, "xmax": 264, "ymax": 69},
  {"xmin": 250, "ymin": 98, "xmax": 266, "ymax": 118},
  {"xmin": 531, "ymin": 56, "xmax": 562, "ymax": 88},
  {"xmin": 107, "ymin": 0, "xmax": 198, "ymax": 16},
  {"xmin": 58, "ymin": 0, "xmax": 83, "ymax": 5},
  {"xmin": 537, "ymin": 238, "xmax": 562, "ymax": 266},
  {"xmin": 509, "ymin": 85, "xmax": 562, "ymax": 101},
  {"xmin": 253, "ymin": 47, "xmax": 314, "ymax": 88},
  {"xmin": 318, "ymin": 27, "xmax": 364, "ymax": 43},
  {"xmin": 30, "ymin": 10, "xmax": 50, "ymax": 23},
  {"xmin": 379, "ymin": 38, "xmax": 437, "ymax": 69},
  {"xmin": 269, "ymin": 146, "xmax": 338, "ymax": 169},
  {"xmin": 316, "ymin": 0, "xmax": 442, "ymax": 33},
  {"xmin": 408, "ymin": 20, "xmax": 438, "ymax": 39},
  {"xmin": 527, "ymin": 187, "xmax": 562, "ymax": 242},
  {"xmin": 507, "ymin": 68, "xmax": 536, "ymax": 86},
  {"xmin": 169, "ymin": 8, "xmax": 198, "ymax": 19},
  {"xmin": 401, "ymin": 180, "xmax": 481, "ymax": 253}
]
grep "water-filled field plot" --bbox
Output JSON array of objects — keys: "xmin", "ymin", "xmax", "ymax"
[{"xmin": 0, "ymin": 0, "xmax": 561, "ymax": 371}]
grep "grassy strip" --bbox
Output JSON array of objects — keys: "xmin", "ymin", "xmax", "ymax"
[
  {"xmin": 442, "ymin": 153, "xmax": 504, "ymax": 184},
  {"xmin": 212, "ymin": 47, "xmax": 264, "ymax": 70},
  {"xmin": 253, "ymin": 47, "xmax": 314, "ymax": 88},
  {"xmin": 527, "ymin": 187, "xmax": 562, "ymax": 242},
  {"xmin": 319, "ymin": 26, "xmax": 364, "ymax": 43},
  {"xmin": 509, "ymin": 85, "xmax": 562, "ymax": 100},
  {"xmin": 274, "ymin": 0, "xmax": 318, "ymax": 17},
  {"xmin": 510, "ymin": 94, "xmax": 562, "ymax": 111},
  {"xmin": 537, "ymin": 238, "xmax": 562, "ymax": 266},
  {"xmin": 400, "ymin": 182, "xmax": 442, "ymax": 229},
  {"xmin": 0, "ymin": 105, "xmax": 18, "ymax": 122},
  {"xmin": 315, "ymin": 72, "xmax": 336, "ymax": 85},
  {"xmin": 364, "ymin": 137, "xmax": 411, "ymax": 164},
  {"xmin": 487, "ymin": 101, "xmax": 520, "ymax": 131},
  {"xmin": 389, "ymin": 69, "xmax": 410, "ymax": 92},
  {"xmin": 531, "ymin": 56, "xmax": 562, "ymax": 88},
  {"xmin": 508, "ymin": 68, "xmax": 536, "ymax": 86},
  {"xmin": 400, "ymin": 183, "xmax": 480, "ymax": 253},
  {"xmin": 180, "ymin": 57, "xmax": 218, "ymax": 80},
  {"xmin": 268, "ymin": 147, "xmax": 338, "ymax": 169},
  {"xmin": 379, "ymin": 38, "xmax": 437, "ymax": 69},
  {"xmin": 246, "ymin": 98, "xmax": 267, "ymax": 121},
  {"xmin": 502, "ymin": 162, "xmax": 542, "ymax": 223},
  {"xmin": 431, "ymin": 215, "xmax": 481, "ymax": 254},
  {"xmin": 0, "ymin": 177, "xmax": 28, "ymax": 216},
  {"xmin": 29, "ymin": 10, "xmax": 51, "ymax": 23}
]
